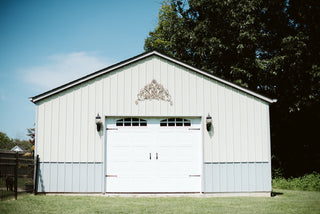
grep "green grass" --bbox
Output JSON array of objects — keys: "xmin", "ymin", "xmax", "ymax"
[
  {"xmin": 1, "ymin": 189, "xmax": 320, "ymax": 214},
  {"xmin": 273, "ymin": 172, "xmax": 320, "ymax": 191}
]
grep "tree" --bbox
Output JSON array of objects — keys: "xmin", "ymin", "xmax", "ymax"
[
  {"xmin": 145, "ymin": 0, "xmax": 270, "ymax": 89},
  {"xmin": 145, "ymin": 0, "xmax": 320, "ymax": 176},
  {"xmin": 27, "ymin": 128, "xmax": 35, "ymax": 155},
  {"xmin": 0, "ymin": 131, "xmax": 33, "ymax": 152},
  {"xmin": 265, "ymin": 0, "xmax": 320, "ymax": 176},
  {"xmin": 0, "ymin": 131, "xmax": 13, "ymax": 150}
]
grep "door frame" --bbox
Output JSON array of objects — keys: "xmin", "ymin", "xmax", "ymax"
[{"xmin": 102, "ymin": 115, "xmax": 204, "ymax": 194}]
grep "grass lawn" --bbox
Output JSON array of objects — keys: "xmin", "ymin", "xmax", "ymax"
[{"xmin": 1, "ymin": 189, "xmax": 319, "ymax": 214}]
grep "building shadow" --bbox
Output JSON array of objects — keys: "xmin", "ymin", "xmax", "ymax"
[
  {"xmin": 38, "ymin": 167, "xmax": 45, "ymax": 193},
  {"xmin": 271, "ymin": 191, "xmax": 283, "ymax": 197}
]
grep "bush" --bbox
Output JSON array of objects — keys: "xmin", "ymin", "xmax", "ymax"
[{"xmin": 273, "ymin": 172, "xmax": 320, "ymax": 191}]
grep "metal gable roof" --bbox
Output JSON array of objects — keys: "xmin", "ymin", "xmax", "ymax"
[{"xmin": 29, "ymin": 51, "xmax": 277, "ymax": 104}]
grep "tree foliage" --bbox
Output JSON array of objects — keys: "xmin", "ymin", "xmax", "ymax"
[
  {"xmin": 27, "ymin": 128, "xmax": 35, "ymax": 150},
  {"xmin": 0, "ymin": 131, "xmax": 33, "ymax": 151},
  {"xmin": 0, "ymin": 132, "xmax": 12, "ymax": 150},
  {"xmin": 145, "ymin": 0, "xmax": 320, "ymax": 176}
]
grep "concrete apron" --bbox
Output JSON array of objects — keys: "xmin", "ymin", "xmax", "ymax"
[{"xmin": 45, "ymin": 192, "xmax": 271, "ymax": 197}]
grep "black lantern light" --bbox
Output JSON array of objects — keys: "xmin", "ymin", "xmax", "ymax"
[
  {"xmin": 206, "ymin": 114, "xmax": 212, "ymax": 131},
  {"xmin": 95, "ymin": 113, "xmax": 102, "ymax": 132}
]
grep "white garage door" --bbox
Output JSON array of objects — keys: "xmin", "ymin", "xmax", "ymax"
[{"xmin": 106, "ymin": 117, "xmax": 202, "ymax": 193}]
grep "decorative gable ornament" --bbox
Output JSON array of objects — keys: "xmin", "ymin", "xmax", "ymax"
[{"xmin": 135, "ymin": 79, "xmax": 173, "ymax": 105}]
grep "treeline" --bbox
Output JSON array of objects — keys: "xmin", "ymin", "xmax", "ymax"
[
  {"xmin": 0, "ymin": 131, "xmax": 32, "ymax": 152},
  {"xmin": 145, "ymin": 0, "xmax": 320, "ymax": 177}
]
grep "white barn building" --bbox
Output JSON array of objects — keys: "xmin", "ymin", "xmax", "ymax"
[{"xmin": 30, "ymin": 51, "xmax": 276, "ymax": 194}]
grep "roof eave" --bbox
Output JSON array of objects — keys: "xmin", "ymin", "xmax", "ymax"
[
  {"xmin": 154, "ymin": 51, "xmax": 277, "ymax": 104},
  {"xmin": 29, "ymin": 51, "xmax": 156, "ymax": 103},
  {"xmin": 30, "ymin": 51, "xmax": 277, "ymax": 104}
]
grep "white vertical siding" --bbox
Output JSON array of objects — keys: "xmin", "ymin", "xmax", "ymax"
[
  {"xmin": 74, "ymin": 87, "xmax": 81, "ymax": 162},
  {"xmin": 43, "ymin": 101, "xmax": 52, "ymax": 161},
  {"xmin": 58, "ymin": 94, "xmax": 67, "ymax": 162},
  {"xmin": 51, "ymin": 97, "xmax": 59, "ymax": 161},
  {"xmin": 233, "ymin": 90, "xmax": 241, "ymax": 162},
  {"xmin": 204, "ymin": 162, "xmax": 271, "ymax": 192},
  {"xmin": 87, "ymin": 83, "xmax": 96, "ymax": 162},
  {"xmin": 95, "ymin": 78, "xmax": 103, "ymax": 162},
  {"xmin": 37, "ymin": 103, "xmax": 44, "ymax": 160},
  {"xmin": 36, "ymin": 55, "xmax": 270, "ymax": 163},
  {"xmin": 80, "ymin": 84, "xmax": 88, "ymax": 162},
  {"xmin": 65, "ymin": 92, "xmax": 74, "ymax": 162},
  {"xmin": 37, "ymin": 163, "xmax": 103, "ymax": 192}
]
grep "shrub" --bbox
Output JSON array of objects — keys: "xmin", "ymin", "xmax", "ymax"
[{"xmin": 273, "ymin": 172, "xmax": 320, "ymax": 191}]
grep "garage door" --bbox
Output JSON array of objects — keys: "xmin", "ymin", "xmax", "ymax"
[{"xmin": 105, "ymin": 117, "xmax": 202, "ymax": 193}]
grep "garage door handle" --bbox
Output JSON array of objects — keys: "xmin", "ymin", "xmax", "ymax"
[
  {"xmin": 106, "ymin": 175, "xmax": 118, "ymax": 177},
  {"xmin": 156, "ymin": 153, "xmax": 158, "ymax": 160},
  {"xmin": 189, "ymin": 175, "xmax": 200, "ymax": 177},
  {"xmin": 149, "ymin": 153, "xmax": 151, "ymax": 160}
]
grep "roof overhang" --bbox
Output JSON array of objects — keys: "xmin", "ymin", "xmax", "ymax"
[{"xmin": 29, "ymin": 51, "xmax": 277, "ymax": 104}]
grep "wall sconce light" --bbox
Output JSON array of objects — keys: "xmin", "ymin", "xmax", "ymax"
[
  {"xmin": 95, "ymin": 113, "xmax": 102, "ymax": 132},
  {"xmin": 206, "ymin": 114, "xmax": 212, "ymax": 131}
]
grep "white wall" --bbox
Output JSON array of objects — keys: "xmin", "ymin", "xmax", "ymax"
[{"xmin": 36, "ymin": 55, "xmax": 270, "ymax": 163}]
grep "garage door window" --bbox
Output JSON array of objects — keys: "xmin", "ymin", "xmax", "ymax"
[
  {"xmin": 116, "ymin": 118, "xmax": 147, "ymax": 126},
  {"xmin": 160, "ymin": 118, "xmax": 191, "ymax": 127}
]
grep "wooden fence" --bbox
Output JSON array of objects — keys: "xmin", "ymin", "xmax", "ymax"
[{"xmin": 0, "ymin": 151, "xmax": 39, "ymax": 200}]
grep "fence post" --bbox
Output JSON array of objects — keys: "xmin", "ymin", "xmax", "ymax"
[
  {"xmin": 34, "ymin": 155, "xmax": 39, "ymax": 195},
  {"xmin": 14, "ymin": 152, "xmax": 18, "ymax": 200}
]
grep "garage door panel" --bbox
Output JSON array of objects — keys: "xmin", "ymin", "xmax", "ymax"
[
  {"xmin": 113, "ymin": 166, "xmax": 153, "ymax": 177},
  {"xmin": 157, "ymin": 166, "xmax": 196, "ymax": 176},
  {"xmin": 151, "ymin": 178, "xmax": 201, "ymax": 192},
  {"xmin": 108, "ymin": 149, "xmax": 150, "ymax": 161},
  {"xmin": 157, "ymin": 133, "xmax": 199, "ymax": 146},
  {"xmin": 157, "ymin": 140, "xmax": 193, "ymax": 147},
  {"xmin": 109, "ymin": 133, "xmax": 151, "ymax": 147},
  {"xmin": 157, "ymin": 148, "xmax": 199, "ymax": 161},
  {"xmin": 106, "ymin": 117, "xmax": 201, "ymax": 193},
  {"xmin": 107, "ymin": 178, "xmax": 156, "ymax": 192}
]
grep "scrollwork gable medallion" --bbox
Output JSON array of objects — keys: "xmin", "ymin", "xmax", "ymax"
[{"xmin": 135, "ymin": 79, "xmax": 173, "ymax": 105}]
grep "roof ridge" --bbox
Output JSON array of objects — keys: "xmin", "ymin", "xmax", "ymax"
[{"xmin": 30, "ymin": 51, "xmax": 276, "ymax": 104}]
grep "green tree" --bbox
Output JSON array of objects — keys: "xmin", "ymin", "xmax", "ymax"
[
  {"xmin": 145, "ymin": 0, "xmax": 267, "ymax": 88},
  {"xmin": 145, "ymin": 1, "xmax": 185, "ymax": 59},
  {"xmin": 265, "ymin": 0, "xmax": 320, "ymax": 176},
  {"xmin": 0, "ymin": 131, "xmax": 33, "ymax": 152},
  {"xmin": 145, "ymin": 0, "xmax": 320, "ymax": 176},
  {"xmin": 0, "ymin": 131, "xmax": 13, "ymax": 150}
]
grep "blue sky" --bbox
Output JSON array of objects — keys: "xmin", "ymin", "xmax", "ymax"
[{"xmin": 0, "ymin": 0, "xmax": 161, "ymax": 139}]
